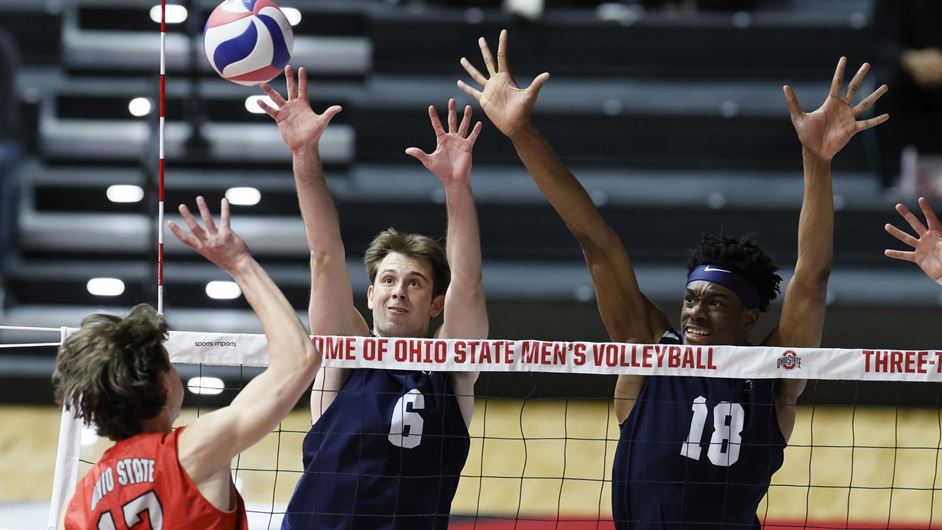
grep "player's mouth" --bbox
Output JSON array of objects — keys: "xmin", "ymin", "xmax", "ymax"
[
  {"xmin": 684, "ymin": 326, "xmax": 712, "ymax": 342},
  {"xmin": 387, "ymin": 306, "xmax": 409, "ymax": 315}
]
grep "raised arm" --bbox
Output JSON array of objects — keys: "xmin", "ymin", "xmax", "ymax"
[
  {"xmin": 406, "ymin": 99, "xmax": 488, "ymax": 340},
  {"xmin": 259, "ymin": 66, "xmax": 366, "ymax": 423},
  {"xmin": 885, "ymin": 197, "xmax": 942, "ymax": 282},
  {"xmin": 769, "ymin": 58, "xmax": 889, "ymax": 349},
  {"xmin": 169, "ymin": 197, "xmax": 320, "ymax": 487},
  {"xmin": 768, "ymin": 58, "xmax": 888, "ymax": 440},
  {"xmin": 457, "ymin": 30, "xmax": 666, "ymax": 345},
  {"xmin": 259, "ymin": 66, "xmax": 367, "ymax": 337}
]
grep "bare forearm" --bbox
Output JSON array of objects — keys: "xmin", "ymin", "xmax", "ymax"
[
  {"xmin": 444, "ymin": 182, "xmax": 484, "ymax": 290},
  {"xmin": 794, "ymin": 150, "xmax": 834, "ymax": 284},
  {"xmin": 293, "ymin": 146, "xmax": 344, "ymax": 257},
  {"xmin": 441, "ymin": 181, "xmax": 488, "ymax": 338}
]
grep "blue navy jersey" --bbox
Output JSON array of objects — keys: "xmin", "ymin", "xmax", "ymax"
[
  {"xmin": 612, "ymin": 331, "xmax": 785, "ymax": 530},
  {"xmin": 282, "ymin": 368, "xmax": 470, "ymax": 530}
]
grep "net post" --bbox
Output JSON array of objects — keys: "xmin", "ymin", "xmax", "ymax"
[{"xmin": 46, "ymin": 327, "xmax": 81, "ymax": 530}]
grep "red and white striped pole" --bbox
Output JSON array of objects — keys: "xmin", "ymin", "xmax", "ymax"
[{"xmin": 158, "ymin": 0, "xmax": 166, "ymax": 314}]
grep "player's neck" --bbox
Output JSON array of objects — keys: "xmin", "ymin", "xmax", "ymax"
[{"xmin": 138, "ymin": 409, "xmax": 174, "ymax": 435}]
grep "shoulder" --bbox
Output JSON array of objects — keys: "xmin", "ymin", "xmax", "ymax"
[{"xmin": 658, "ymin": 329, "xmax": 682, "ymax": 344}]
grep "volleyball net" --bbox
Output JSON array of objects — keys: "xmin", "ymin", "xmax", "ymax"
[{"xmin": 47, "ymin": 331, "xmax": 942, "ymax": 529}]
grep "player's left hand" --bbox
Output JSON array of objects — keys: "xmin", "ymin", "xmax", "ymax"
[
  {"xmin": 784, "ymin": 57, "xmax": 889, "ymax": 161},
  {"xmin": 885, "ymin": 197, "xmax": 942, "ymax": 283},
  {"xmin": 406, "ymin": 99, "xmax": 483, "ymax": 187},
  {"xmin": 169, "ymin": 196, "xmax": 252, "ymax": 273},
  {"xmin": 458, "ymin": 29, "xmax": 550, "ymax": 138},
  {"xmin": 258, "ymin": 65, "xmax": 342, "ymax": 155}
]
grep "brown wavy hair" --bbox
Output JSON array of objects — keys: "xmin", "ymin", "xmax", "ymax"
[
  {"xmin": 364, "ymin": 228, "xmax": 450, "ymax": 298},
  {"xmin": 53, "ymin": 304, "xmax": 170, "ymax": 441}
]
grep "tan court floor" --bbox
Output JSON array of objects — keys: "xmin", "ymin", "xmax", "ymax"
[{"xmin": 4, "ymin": 402, "xmax": 941, "ymax": 525}]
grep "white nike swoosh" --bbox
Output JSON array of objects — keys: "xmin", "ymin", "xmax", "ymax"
[{"xmin": 703, "ymin": 266, "xmax": 731, "ymax": 273}]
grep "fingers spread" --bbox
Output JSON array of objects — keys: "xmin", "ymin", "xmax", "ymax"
[
  {"xmin": 168, "ymin": 221, "xmax": 200, "ymax": 249},
  {"xmin": 855, "ymin": 113, "xmax": 890, "ymax": 131},
  {"xmin": 497, "ymin": 29, "xmax": 510, "ymax": 74},
  {"xmin": 457, "ymin": 80, "xmax": 483, "ymax": 102},
  {"xmin": 783, "ymin": 85, "xmax": 803, "ymax": 121},
  {"xmin": 196, "ymin": 196, "xmax": 217, "ymax": 233},
  {"xmin": 897, "ymin": 202, "xmax": 928, "ymax": 234},
  {"xmin": 285, "ymin": 65, "xmax": 298, "ymax": 100},
  {"xmin": 529, "ymin": 72, "xmax": 551, "ymax": 96},
  {"xmin": 919, "ymin": 196, "xmax": 942, "ymax": 231},
  {"xmin": 447, "ymin": 98, "xmax": 458, "ymax": 133},
  {"xmin": 259, "ymin": 83, "xmax": 286, "ymax": 107},
  {"xmin": 829, "ymin": 56, "xmax": 847, "ymax": 99},
  {"xmin": 842, "ymin": 62, "xmax": 870, "ymax": 103},
  {"xmin": 460, "ymin": 57, "xmax": 488, "ymax": 87},
  {"xmin": 220, "ymin": 198, "xmax": 231, "ymax": 230},
  {"xmin": 321, "ymin": 105, "xmax": 343, "ymax": 124},
  {"xmin": 884, "ymin": 222, "xmax": 919, "ymax": 248},
  {"xmin": 405, "ymin": 147, "xmax": 430, "ymax": 166},
  {"xmin": 178, "ymin": 204, "xmax": 204, "ymax": 238},
  {"xmin": 458, "ymin": 104, "xmax": 473, "ymax": 137},
  {"xmin": 479, "ymin": 37, "xmax": 497, "ymax": 76},
  {"xmin": 298, "ymin": 66, "xmax": 308, "ymax": 101},
  {"xmin": 257, "ymin": 98, "xmax": 278, "ymax": 118},
  {"xmin": 467, "ymin": 121, "xmax": 484, "ymax": 145},
  {"xmin": 884, "ymin": 248, "xmax": 915, "ymax": 262},
  {"xmin": 427, "ymin": 105, "xmax": 446, "ymax": 136},
  {"xmin": 853, "ymin": 84, "xmax": 888, "ymax": 116}
]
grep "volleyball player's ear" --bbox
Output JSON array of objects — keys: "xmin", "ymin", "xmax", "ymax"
[
  {"xmin": 743, "ymin": 308, "xmax": 760, "ymax": 332},
  {"xmin": 428, "ymin": 294, "xmax": 445, "ymax": 319}
]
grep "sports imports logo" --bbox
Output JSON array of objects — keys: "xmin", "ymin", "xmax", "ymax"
[{"xmin": 777, "ymin": 350, "xmax": 802, "ymax": 370}]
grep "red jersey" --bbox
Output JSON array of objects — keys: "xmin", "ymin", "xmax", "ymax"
[{"xmin": 65, "ymin": 427, "xmax": 247, "ymax": 530}]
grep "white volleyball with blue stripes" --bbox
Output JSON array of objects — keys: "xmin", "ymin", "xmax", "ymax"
[{"xmin": 204, "ymin": 0, "xmax": 293, "ymax": 86}]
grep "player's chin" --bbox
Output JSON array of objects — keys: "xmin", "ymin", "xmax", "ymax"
[{"xmin": 377, "ymin": 320, "xmax": 424, "ymax": 339}]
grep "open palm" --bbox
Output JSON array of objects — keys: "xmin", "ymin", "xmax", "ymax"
[
  {"xmin": 458, "ymin": 30, "xmax": 550, "ymax": 138},
  {"xmin": 885, "ymin": 197, "xmax": 942, "ymax": 282},
  {"xmin": 784, "ymin": 58, "xmax": 889, "ymax": 161},
  {"xmin": 258, "ymin": 65, "xmax": 342, "ymax": 153},
  {"xmin": 169, "ymin": 197, "xmax": 250, "ymax": 274},
  {"xmin": 406, "ymin": 99, "xmax": 482, "ymax": 186}
]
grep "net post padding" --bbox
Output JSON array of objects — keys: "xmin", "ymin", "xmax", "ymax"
[{"xmin": 47, "ymin": 327, "xmax": 82, "ymax": 530}]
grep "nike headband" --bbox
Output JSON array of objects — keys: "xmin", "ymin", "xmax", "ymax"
[{"xmin": 686, "ymin": 264, "xmax": 760, "ymax": 309}]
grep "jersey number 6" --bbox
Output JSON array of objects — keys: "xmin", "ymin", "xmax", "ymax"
[
  {"xmin": 388, "ymin": 389, "xmax": 425, "ymax": 449},
  {"xmin": 680, "ymin": 396, "xmax": 745, "ymax": 467}
]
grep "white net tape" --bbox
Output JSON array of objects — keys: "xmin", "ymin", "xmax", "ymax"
[{"xmin": 161, "ymin": 331, "xmax": 940, "ymax": 382}]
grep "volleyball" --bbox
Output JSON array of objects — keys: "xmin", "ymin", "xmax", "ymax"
[{"xmin": 203, "ymin": 0, "xmax": 293, "ymax": 86}]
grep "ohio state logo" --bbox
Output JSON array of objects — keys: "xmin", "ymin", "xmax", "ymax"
[{"xmin": 777, "ymin": 350, "xmax": 802, "ymax": 370}]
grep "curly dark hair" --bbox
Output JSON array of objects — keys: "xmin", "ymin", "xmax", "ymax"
[
  {"xmin": 686, "ymin": 233, "xmax": 782, "ymax": 312},
  {"xmin": 53, "ymin": 304, "xmax": 170, "ymax": 441}
]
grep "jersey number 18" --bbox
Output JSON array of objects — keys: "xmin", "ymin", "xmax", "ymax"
[{"xmin": 680, "ymin": 396, "xmax": 745, "ymax": 467}]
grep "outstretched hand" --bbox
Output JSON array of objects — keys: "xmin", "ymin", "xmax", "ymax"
[
  {"xmin": 258, "ymin": 65, "xmax": 342, "ymax": 154},
  {"xmin": 885, "ymin": 197, "xmax": 942, "ymax": 283},
  {"xmin": 784, "ymin": 57, "xmax": 889, "ymax": 161},
  {"xmin": 406, "ymin": 99, "xmax": 483, "ymax": 187},
  {"xmin": 458, "ymin": 29, "xmax": 550, "ymax": 138},
  {"xmin": 169, "ymin": 197, "xmax": 252, "ymax": 274}
]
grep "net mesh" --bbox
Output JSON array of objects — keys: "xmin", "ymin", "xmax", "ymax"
[{"xmin": 54, "ymin": 333, "xmax": 942, "ymax": 530}]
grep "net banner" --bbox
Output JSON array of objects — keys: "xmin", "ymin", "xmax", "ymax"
[{"xmin": 84, "ymin": 329, "xmax": 942, "ymax": 383}]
